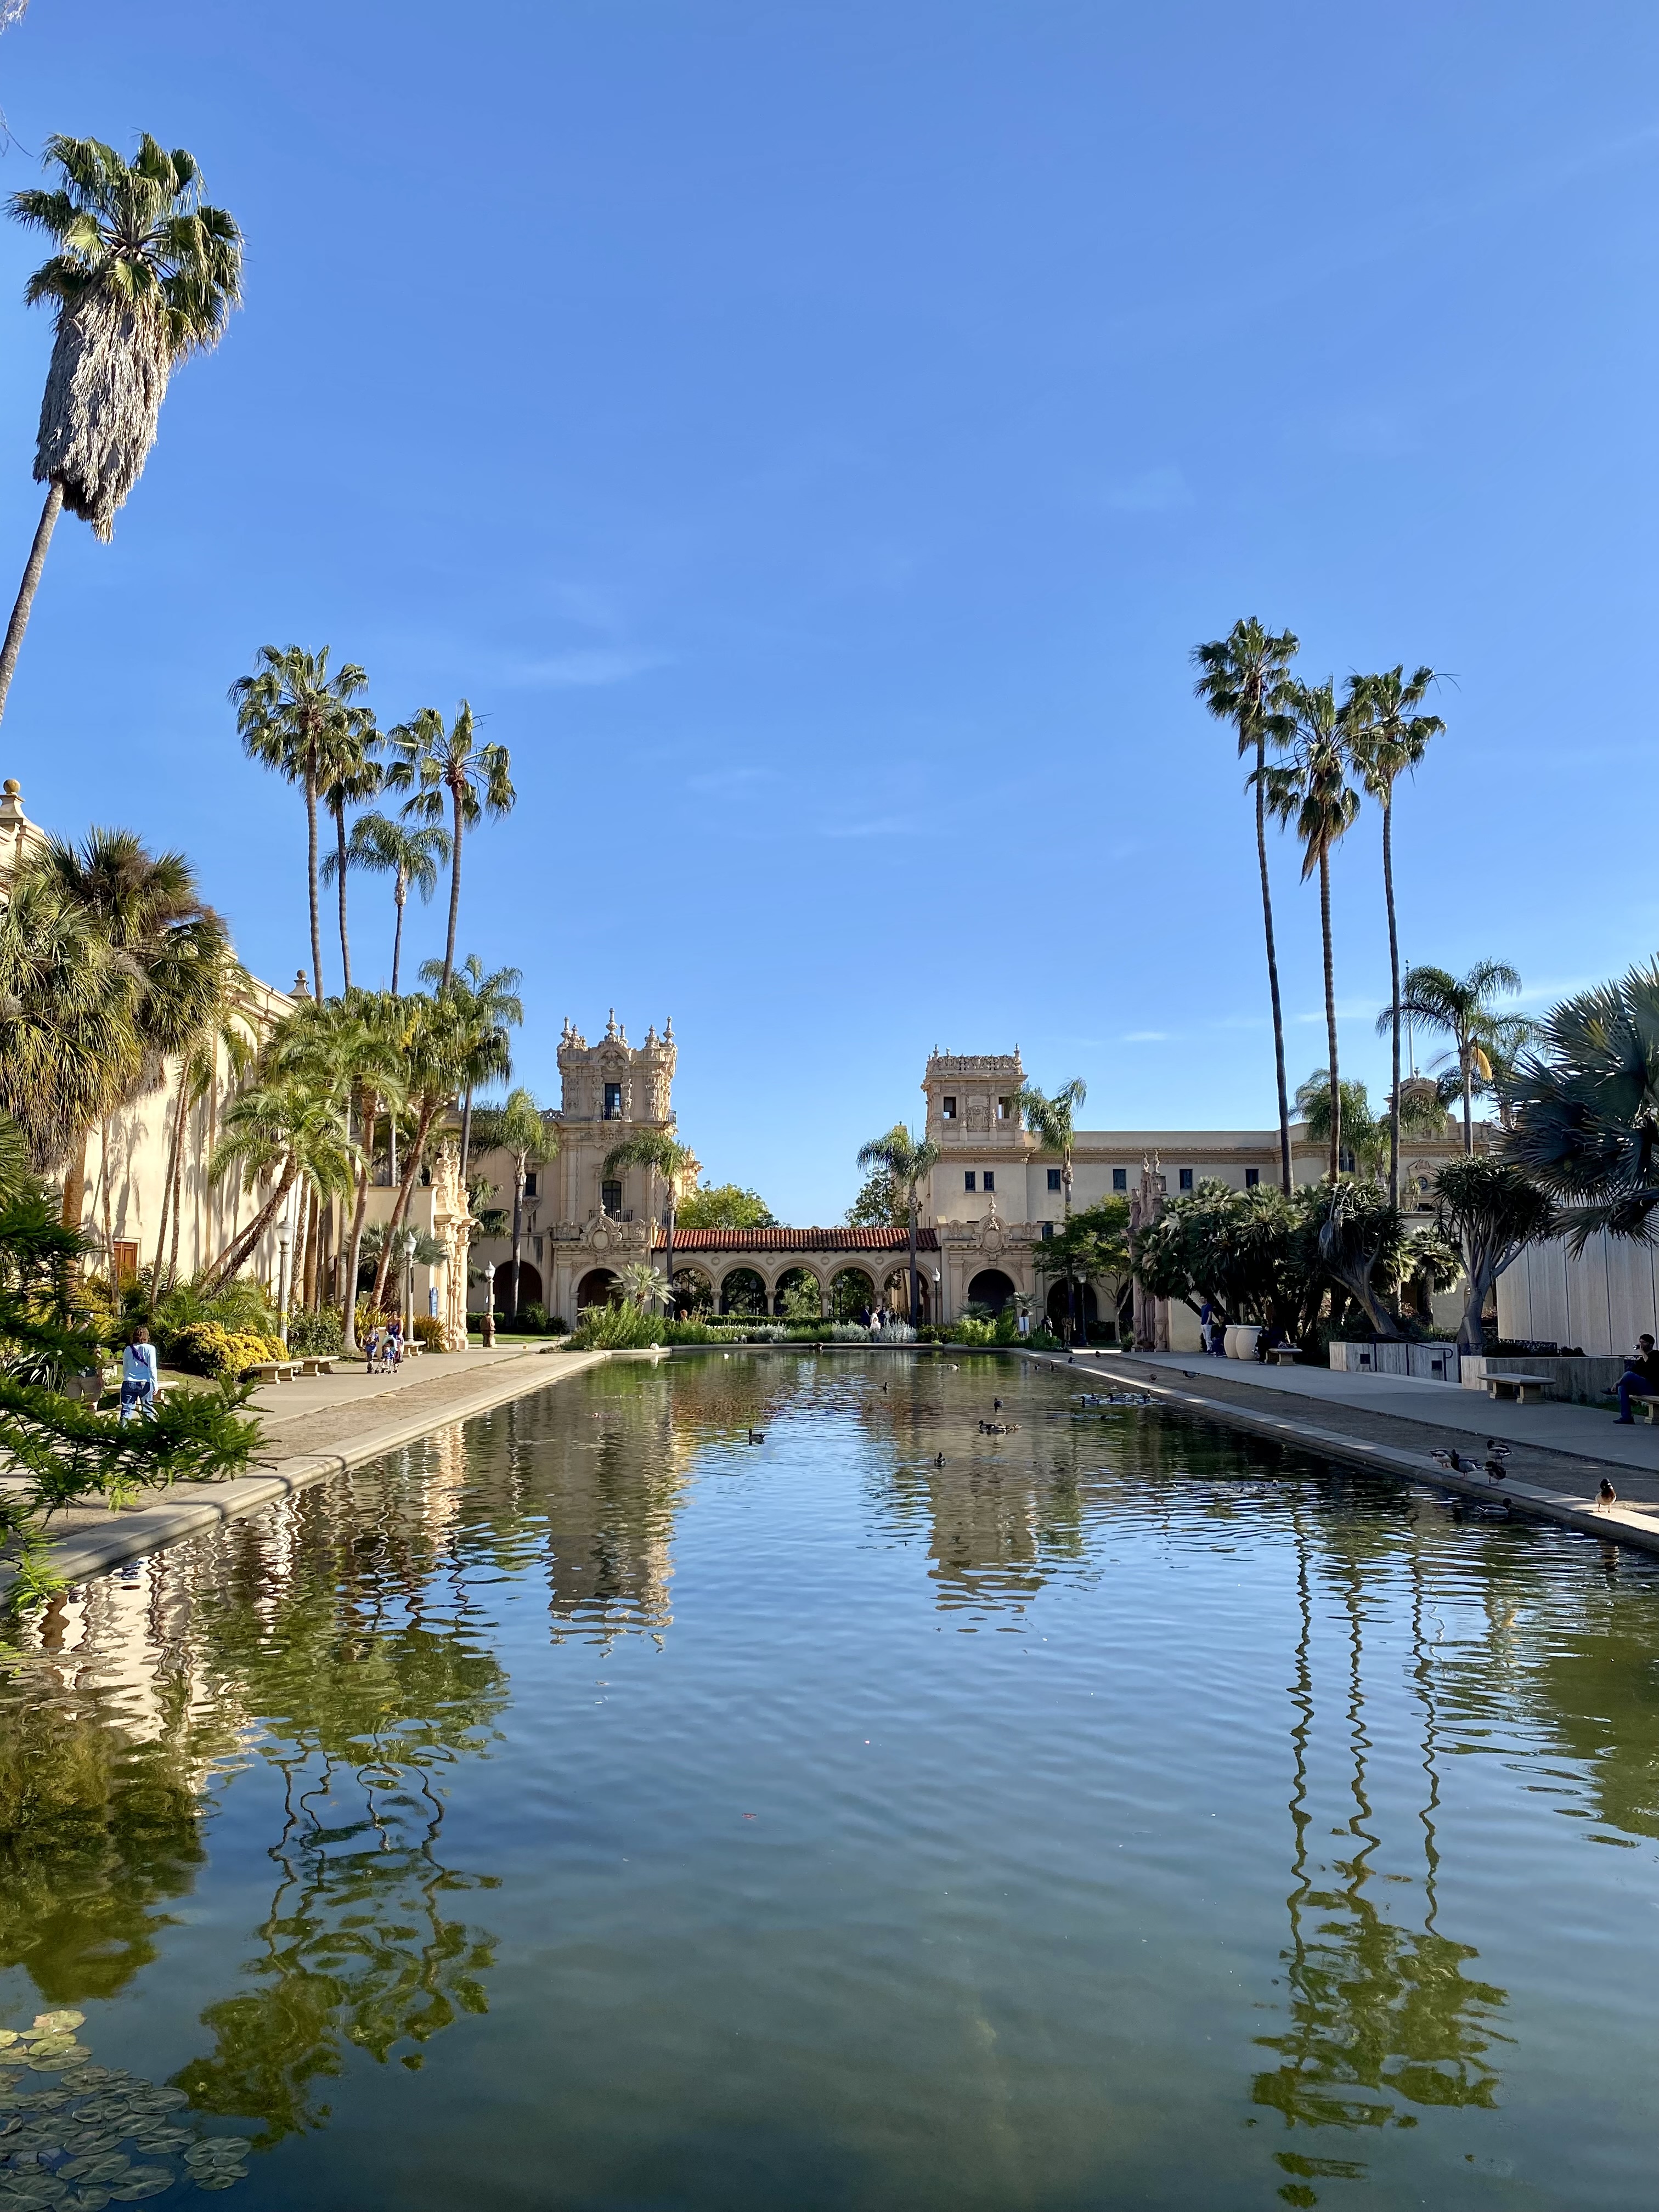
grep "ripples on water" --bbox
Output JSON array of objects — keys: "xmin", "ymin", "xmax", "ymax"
[{"xmin": 1, "ymin": 1353, "xmax": 1656, "ymax": 2211}]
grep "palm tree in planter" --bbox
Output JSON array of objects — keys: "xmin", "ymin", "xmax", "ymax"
[
  {"xmin": 1343, "ymin": 665, "xmax": 1442, "ymax": 1208},
  {"xmin": 334, "ymin": 814, "xmax": 449, "ymax": 994},
  {"xmin": 0, "ymin": 136, "xmax": 243, "ymax": 731},
  {"xmin": 1261, "ymin": 683, "xmax": 1361, "ymax": 1182},
  {"xmin": 233, "ymin": 645, "xmax": 374, "ymax": 999},
  {"xmin": 386, "ymin": 704, "xmax": 515, "ymax": 986},
  {"xmin": 1193, "ymin": 619, "xmax": 1301, "ymax": 1194},
  {"xmin": 1391, "ymin": 960, "xmax": 1522, "ymax": 1156},
  {"xmin": 855, "ymin": 1125, "xmax": 941, "ymax": 1327},
  {"xmin": 1017, "ymin": 1077, "xmax": 1088, "ymax": 1336},
  {"xmin": 602, "ymin": 1130, "xmax": 698, "ymax": 1315},
  {"xmin": 472, "ymin": 1088, "xmax": 552, "ymax": 1320}
]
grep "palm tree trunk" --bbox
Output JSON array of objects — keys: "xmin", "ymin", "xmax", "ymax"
[
  {"xmin": 334, "ymin": 804, "xmax": 352, "ymax": 992},
  {"xmin": 442, "ymin": 792, "xmax": 463, "ymax": 986},
  {"xmin": 1063, "ymin": 1155, "xmax": 1076, "ymax": 1342},
  {"xmin": 1256, "ymin": 736, "xmax": 1294, "ymax": 1195},
  {"xmin": 1320, "ymin": 851, "xmax": 1340, "ymax": 1181},
  {"xmin": 372, "ymin": 1102, "xmax": 437, "ymax": 1310},
  {"xmin": 341, "ymin": 1109, "xmax": 376, "ymax": 1351},
  {"xmin": 153, "ymin": 1076, "xmax": 188, "ymax": 1288},
  {"xmin": 1382, "ymin": 793, "xmax": 1401, "ymax": 1209},
  {"xmin": 167, "ymin": 1087, "xmax": 190, "ymax": 1291},
  {"xmin": 391, "ymin": 882, "xmax": 406, "ymax": 995},
  {"xmin": 305, "ymin": 772, "xmax": 324, "ymax": 1000},
  {"xmin": 1462, "ymin": 1052, "xmax": 1474, "ymax": 1155},
  {"xmin": 0, "ymin": 480, "xmax": 65, "ymax": 731},
  {"xmin": 60, "ymin": 1125, "xmax": 89, "ymax": 1232},
  {"xmin": 205, "ymin": 1159, "xmax": 300, "ymax": 1291},
  {"xmin": 301, "ymin": 1184, "xmax": 320, "ymax": 1310},
  {"xmin": 510, "ymin": 1162, "xmax": 524, "ymax": 1316},
  {"xmin": 907, "ymin": 1198, "xmax": 919, "ymax": 1328},
  {"xmin": 665, "ymin": 1195, "xmax": 675, "ymax": 1320},
  {"xmin": 459, "ymin": 1085, "xmax": 473, "ymax": 1183}
]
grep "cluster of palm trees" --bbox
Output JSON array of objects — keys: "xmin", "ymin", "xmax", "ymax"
[
  {"xmin": 1195, "ymin": 620, "xmax": 1527, "ymax": 1206},
  {"xmin": 234, "ymin": 645, "xmax": 514, "ymax": 1003}
]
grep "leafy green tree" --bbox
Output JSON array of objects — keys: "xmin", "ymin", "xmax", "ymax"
[
  {"xmin": 1017, "ymin": 1079, "xmax": 1088, "ymax": 1335},
  {"xmin": 1316, "ymin": 1180, "xmax": 1411, "ymax": 1339},
  {"xmin": 330, "ymin": 812, "xmax": 449, "ymax": 994},
  {"xmin": 679, "ymin": 1180, "xmax": 776, "ymax": 1231},
  {"xmin": 855, "ymin": 1125, "xmax": 941, "ymax": 1326},
  {"xmin": 1033, "ymin": 1198, "xmax": 1130, "ymax": 1342},
  {"xmin": 601, "ymin": 1129, "xmax": 697, "ymax": 1313},
  {"xmin": 844, "ymin": 1167, "xmax": 903, "ymax": 1229},
  {"xmin": 1193, "ymin": 619, "xmax": 1301, "ymax": 1193},
  {"xmin": 0, "ymin": 136, "xmax": 242, "ymax": 730},
  {"xmin": 1344, "ymin": 665, "xmax": 1442, "ymax": 1206},
  {"xmin": 233, "ymin": 645, "xmax": 374, "ymax": 998},
  {"xmin": 475, "ymin": 1088, "xmax": 553, "ymax": 1316},
  {"xmin": 1261, "ymin": 682, "xmax": 1361, "ymax": 1181},
  {"xmin": 1430, "ymin": 1158, "xmax": 1554, "ymax": 1351},
  {"xmin": 1389, "ymin": 960, "xmax": 1522, "ymax": 1156},
  {"xmin": 386, "ymin": 704, "xmax": 514, "ymax": 986}
]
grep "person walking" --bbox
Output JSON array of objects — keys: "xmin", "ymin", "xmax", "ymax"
[
  {"xmin": 120, "ymin": 1326, "xmax": 159, "ymax": 1423},
  {"xmin": 1614, "ymin": 1333, "xmax": 1659, "ymax": 1423},
  {"xmin": 387, "ymin": 1316, "xmax": 404, "ymax": 1368}
]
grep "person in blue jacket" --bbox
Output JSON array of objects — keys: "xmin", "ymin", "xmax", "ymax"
[{"xmin": 121, "ymin": 1325, "xmax": 159, "ymax": 1421}]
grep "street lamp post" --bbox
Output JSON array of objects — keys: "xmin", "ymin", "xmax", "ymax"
[
  {"xmin": 402, "ymin": 1228, "xmax": 417, "ymax": 1345},
  {"xmin": 276, "ymin": 1221, "xmax": 293, "ymax": 1350},
  {"xmin": 483, "ymin": 1261, "xmax": 496, "ymax": 1348},
  {"xmin": 932, "ymin": 1267, "xmax": 942, "ymax": 1330}
]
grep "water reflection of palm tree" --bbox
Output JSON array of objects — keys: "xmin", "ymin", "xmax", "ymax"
[{"xmin": 1252, "ymin": 1510, "xmax": 1508, "ymax": 2203}]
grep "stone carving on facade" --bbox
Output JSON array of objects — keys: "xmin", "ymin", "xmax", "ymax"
[{"xmin": 428, "ymin": 1137, "xmax": 474, "ymax": 1352}]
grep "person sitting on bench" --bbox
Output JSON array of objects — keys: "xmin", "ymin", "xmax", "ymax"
[{"xmin": 1615, "ymin": 1333, "xmax": 1659, "ymax": 1423}]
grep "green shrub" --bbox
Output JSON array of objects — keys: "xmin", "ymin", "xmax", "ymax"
[
  {"xmin": 569, "ymin": 1299, "xmax": 664, "ymax": 1350},
  {"xmin": 173, "ymin": 1323, "xmax": 286, "ymax": 1379},
  {"xmin": 413, "ymin": 1314, "xmax": 447, "ymax": 1351},
  {"xmin": 285, "ymin": 1307, "xmax": 343, "ymax": 1358}
]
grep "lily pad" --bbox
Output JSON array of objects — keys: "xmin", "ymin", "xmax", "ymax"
[
  {"xmin": 30, "ymin": 2019, "xmax": 83, "ymax": 2039},
  {"xmin": 106, "ymin": 2177, "xmax": 172, "ymax": 2204},
  {"xmin": 190, "ymin": 2182, "xmax": 239, "ymax": 2196}
]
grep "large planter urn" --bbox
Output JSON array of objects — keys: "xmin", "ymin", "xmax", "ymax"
[{"xmin": 1226, "ymin": 1324, "xmax": 1262, "ymax": 1362}]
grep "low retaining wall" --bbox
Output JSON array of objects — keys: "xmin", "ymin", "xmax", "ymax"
[
  {"xmin": 1329, "ymin": 1341, "xmax": 1462, "ymax": 1383},
  {"xmin": 1460, "ymin": 1353, "xmax": 1628, "ymax": 1403}
]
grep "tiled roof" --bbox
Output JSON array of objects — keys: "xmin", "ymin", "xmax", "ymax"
[{"xmin": 653, "ymin": 1226, "xmax": 939, "ymax": 1253}]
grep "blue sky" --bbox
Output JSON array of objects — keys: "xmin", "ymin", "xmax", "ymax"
[{"xmin": 0, "ymin": 3, "xmax": 1652, "ymax": 1223}]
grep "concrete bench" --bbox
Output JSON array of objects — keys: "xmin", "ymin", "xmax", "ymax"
[
  {"xmin": 1632, "ymin": 1395, "xmax": 1659, "ymax": 1425},
  {"xmin": 250, "ymin": 1360, "xmax": 302, "ymax": 1384},
  {"xmin": 1267, "ymin": 1347, "xmax": 1303, "ymax": 1366},
  {"xmin": 1484, "ymin": 1373, "xmax": 1548, "ymax": 1404},
  {"xmin": 298, "ymin": 1356, "xmax": 337, "ymax": 1376}
]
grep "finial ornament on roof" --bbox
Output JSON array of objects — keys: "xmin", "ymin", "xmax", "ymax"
[{"xmin": 606, "ymin": 1007, "xmax": 618, "ymax": 1038}]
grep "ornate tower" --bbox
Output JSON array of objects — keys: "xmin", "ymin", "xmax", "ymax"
[
  {"xmin": 552, "ymin": 1012, "xmax": 679, "ymax": 1223},
  {"xmin": 921, "ymin": 1050, "xmax": 1030, "ymax": 1153}
]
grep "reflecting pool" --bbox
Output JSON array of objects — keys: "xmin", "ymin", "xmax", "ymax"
[{"xmin": 3, "ymin": 1353, "xmax": 1657, "ymax": 2209}]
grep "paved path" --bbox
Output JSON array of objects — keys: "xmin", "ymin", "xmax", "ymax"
[
  {"xmin": 3, "ymin": 1342, "xmax": 612, "ymax": 1594},
  {"xmin": 1049, "ymin": 1347, "xmax": 1659, "ymax": 1556}
]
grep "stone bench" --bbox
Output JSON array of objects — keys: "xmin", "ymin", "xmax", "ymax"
[
  {"xmin": 1484, "ymin": 1372, "xmax": 1548, "ymax": 1404},
  {"xmin": 1633, "ymin": 1396, "xmax": 1659, "ymax": 1425},
  {"xmin": 1267, "ymin": 1347, "xmax": 1303, "ymax": 1366},
  {"xmin": 298, "ymin": 1356, "xmax": 337, "ymax": 1376},
  {"xmin": 249, "ymin": 1361, "xmax": 302, "ymax": 1384}
]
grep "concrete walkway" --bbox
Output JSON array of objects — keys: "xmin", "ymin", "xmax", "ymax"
[
  {"xmin": 1057, "ymin": 1347, "xmax": 1659, "ymax": 1558},
  {"xmin": 3, "ymin": 1341, "xmax": 611, "ymax": 1594}
]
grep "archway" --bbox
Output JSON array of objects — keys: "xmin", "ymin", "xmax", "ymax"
[
  {"xmin": 882, "ymin": 1267, "xmax": 930, "ymax": 1322},
  {"xmin": 830, "ymin": 1267, "xmax": 876, "ymax": 1321},
  {"xmin": 967, "ymin": 1268, "xmax": 1016, "ymax": 1314},
  {"xmin": 1046, "ymin": 1280, "xmax": 1100, "ymax": 1336},
  {"xmin": 505, "ymin": 1260, "xmax": 543, "ymax": 1313},
  {"xmin": 774, "ymin": 1267, "xmax": 823, "ymax": 1319},
  {"xmin": 577, "ymin": 1267, "xmax": 622, "ymax": 1312},
  {"xmin": 673, "ymin": 1266, "xmax": 714, "ymax": 1316},
  {"xmin": 721, "ymin": 1267, "xmax": 768, "ymax": 1316}
]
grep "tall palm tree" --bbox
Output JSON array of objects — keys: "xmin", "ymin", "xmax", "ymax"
[
  {"xmin": 25, "ymin": 830, "xmax": 228, "ymax": 1229},
  {"xmin": 1504, "ymin": 958, "xmax": 1659, "ymax": 1244},
  {"xmin": 331, "ymin": 812, "xmax": 449, "ymax": 994},
  {"xmin": 0, "ymin": 864, "xmax": 135, "ymax": 1175},
  {"xmin": 855, "ymin": 1124, "xmax": 941, "ymax": 1327},
  {"xmin": 0, "ymin": 136, "xmax": 242, "ymax": 730},
  {"xmin": 1389, "ymin": 960, "xmax": 1522, "ymax": 1156},
  {"xmin": 1016, "ymin": 1077, "xmax": 1088, "ymax": 1338},
  {"xmin": 369, "ymin": 990, "xmax": 509, "ymax": 1312},
  {"xmin": 418, "ymin": 954, "xmax": 522, "ymax": 1178},
  {"xmin": 1261, "ymin": 683, "xmax": 1361, "ymax": 1182},
  {"xmin": 232, "ymin": 645, "xmax": 374, "ymax": 998},
  {"xmin": 1343, "ymin": 665, "xmax": 1442, "ymax": 1207},
  {"xmin": 1193, "ymin": 619, "xmax": 1301, "ymax": 1194},
  {"xmin": 319, "ymin": 736, "xmax": 383, "ymax": 994},
  {"xmin": 205, "ymin": 1077, "xmax": 352, "ymax": 1292},
  {"xmin": 387, "ymin": 704, "xmax": 515, "ymax": 986},
  {"xmin": 475, "ymin": 1088, "xmax": 554, "ymax": 1317},
  {"xmin": 151, "ymin": 944, "xmax": 258, "ymax": 1294},
  {"xmin": 601, "ymin": 1128, "xmax": 696, "ymax": 1316},
  {"xmin": 299, "ymin": 991, "xmax": 410, "ymax": 1351}
]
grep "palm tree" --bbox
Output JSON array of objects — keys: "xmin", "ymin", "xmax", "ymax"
[
  {"xmin": 1343, "ymin": 665, "xmax": 1442, "ymax": 1207},
  {"xmin": 418, "ymin": 955, "xmax": 523, "ymax": 1179},
  {"xmin": 0, "ymin": 864, "xmax": 136, "ymax": 1175},
  {"xmin": 1432, "ymin": 1156, "xmax": 1556, "ymax": 1351},
  {"xmin": 232, "ymin": 646, "xmax": 374, "ymax": 998},
  {"xmin": 0, "ymin": 136, "xmax": 242, "ymax": 730},
  {"xmin": 601, "ymin": 1129, "xmax": 697, "ymax": 1314},
  {"xmin": 386, "ymin": 704, "xmax": 514, "ymax": 986},
  {"xmin": 369, "ymin": 990, "xmax": 509, "ymax": 1312},
  {"xmin": 1193, "ymin": 619, "xmax": 1301, "ymax": 1194},
  {"xmin": 1016, "ymin": 1077, "xmax": 1088, "ymax": 1336},
  {"xmin": 472, "ymin": 1088, "xmax": 552, "ymax": 1317},
  {"xmin": 297, "ymin": 991, "xmax": 409, "ymax": 1351},
  {"xmin": 331, "ymin": 813, "xmax": 449, "ymax": 994},
  {"xmin": 318, "ymin": 735, "xmax": 383, "ymax": 994},
  {"xmin": 855, "ymin": 1125, "xmax": 941, "ymax": 1327},
  {"xmin": 205, "ymin": 1077, "xmax": 352, "ymax": 1292},
  {"xmin": 151, "ymin": 944, "xmax": 258, "ymax": 1295},
  {"xmin": 1389, "ymin": 960, "xmax": 1522, "ymax": 1156},
  {"xmin": 1294, "ymin": 1070, "xmax": 1386, "ymax": 1181},
  {"xmin": 1503, "ymin": 959, "xmax": 1659, "ymax": 1245},
  {"xmin": 23, "ymin": 830, "xmax": 228, "ymax": 1230},
  {"xmin": 1261, "ymin": 682, "xmax": 1361, "ymax": 1181}
]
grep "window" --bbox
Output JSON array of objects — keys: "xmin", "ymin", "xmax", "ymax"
[
  {"xmin": 942, "ymin": 1096, "xmax": 957, "ymax": 1120},
  {"xmin": 964, "ymin": 1171, "xmax": 977, "ymax": 1192},
  {"xmin": 1245, "ymin": 1167, "xmax": 1260, "ymax": 1189},
  {"xmin": 1047, "ymin": 1169, "xmax": 1062, "ymax": 1193},
  {"xmin": 601, "ymin": 1179, "xmax": 622, "ymax": 1215},
  {"xmin": 1111, "ymin": 1168, "xmax": 1127, "ymax": 1193},
  {"xmin": 983, "ymin": 1171, "xmax": 995, "ymax": 1194},
  {"xmin": 603, "ymin": 1081, "xmax": 623, "ymax": 1120},
  {"xmin": 523, "ymin": 1171, "xmax": 538, "ymax": 1199},
  {"xmin": 1178, "ymin": 1168, "xmax": 1194, "ymax": 1192},
  {"xmin": 997, "ymin": 1097, "xmax": 1012, "ymax": 1121},
  {"xmin": 1041, "ymin": 1222, "xmax": 1053, "ymax": 1241}
]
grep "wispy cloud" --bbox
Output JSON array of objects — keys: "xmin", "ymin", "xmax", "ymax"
[
  {"xmin": 1122, "ymin": 1030, "xmax": 1171, "ymax": 1044},
  {"xmin": 1104, "ymin": 465, "xmax": 1193, "ymax": 515}
]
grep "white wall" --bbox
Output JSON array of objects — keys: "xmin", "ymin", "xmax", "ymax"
[{"xmin": 1497, "ymin": 1231, "xmax": 1659, "ymax": 1356}]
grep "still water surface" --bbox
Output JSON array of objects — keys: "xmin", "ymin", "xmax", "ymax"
[{"xmin": 2, "ymin": 1353, "xmax": 1657, "ymax": 2209}]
